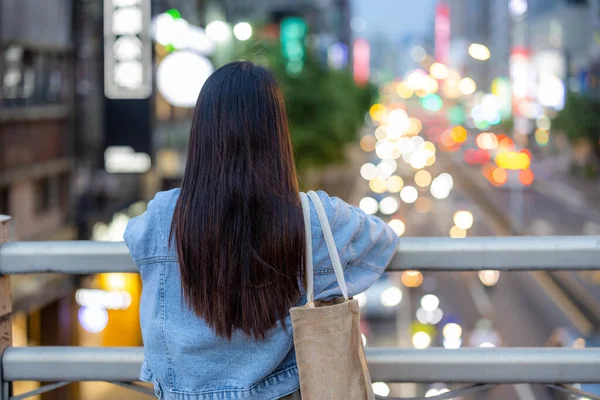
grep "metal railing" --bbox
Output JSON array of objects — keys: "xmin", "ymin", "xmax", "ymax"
[{"xmin": 2, "ymin": 235, "xmax": 600, "ymax": 399}]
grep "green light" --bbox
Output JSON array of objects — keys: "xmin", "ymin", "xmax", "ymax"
[
  {"xmin": 280, "ymin": 17, "xmax": 307, "ymax": 75},
  {"xmin": 281, "ymin": 17, "xmax": 307, "ymax": 41},
  {"xmin": 421, "ymin": 94, "xmax": 443, "ymax": 112},
  {"xmin": 165, "ymin": 9, "xmax": 181, "ymax": 19},
  {"xmin": 447, "ymin": 105, "xmax": 465, "ymax": 124},
  {"xmin": 475, "ymin": 120, "xmax": 490, "ymax": 130}
]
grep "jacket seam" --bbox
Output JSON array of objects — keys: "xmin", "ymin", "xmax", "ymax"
[
  {"xmin": 346, "ymin": 259, "xmax": 384, "ymax": 274},
  {"xmin": 165, "ymin": 365, "xmax": 298, "ymax": 395},
  {"xmin": 159, "ymin": 265, "xmax": 175, "ymax": 386},
  {"xmin": 135, "ymin": 256, "xmax": 179, "ymax": 265},
  {"xmin": 347, "ymin": 209, "xmax": 366, "ymax": 262}
]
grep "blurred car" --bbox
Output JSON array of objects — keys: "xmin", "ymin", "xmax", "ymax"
[{"xmin": 355, "ymin": 274, "xmax": 402, "ymax": 319}]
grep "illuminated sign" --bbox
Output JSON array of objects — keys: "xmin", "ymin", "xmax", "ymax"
[
  {"xmin": 353, "ymin": 39, "xmax": 370, "ymax": 86},
  {"xmin": 435, "ymin": 2, "xmax": 450, "ymax": 66},
  {"xmin": 104, "ymin": 0, "xmax": 152, "ymax": 99}
]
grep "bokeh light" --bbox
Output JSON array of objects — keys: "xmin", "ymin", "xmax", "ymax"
[
  {"xmin": 381, "ymin": 287, "xmax": 403, "ymax": 307},
  {"xmin": 412, "ymin": 331, "xmax": 432, "ymax": 349},
  {"xmin": 369, "ymin": 178, "xmax": 387, "ymax": 193},
  {"xmin": 369, "ymin": 104, "xmax": 387, "ymax": 121},
  {"xmin": 453, "ymin": 210, "xmax": 474, "ymax": 230},
  {"xmin": 396, "ymin": 82, "xmax": 414, "ymax": 98},
  {"xmin": 402, "ymin": 270, "xmax": 424, "ymax": 287},
  {"xmin": 386, "ymin": 175, "xmax": 404, "ymax": 193},
  {"xmin": 519, "ymin": 168, "xmax": 534, "ymax": 185},
  {"xmin": 360, "ymin": 135, "xmax": 376, "ymax": 152},
  {"xmin": 478, "ymin": 270, "xmax": 500, "ymax": 286},
  {"xmin": 458, "ymin": 77, "xmax": 477, "ymax": 95},
  {"xmin": 451, "ymin": 126, "xmax": 468, "ymax": 143},
  {"xmin": 400, "ymin": 186, "xmax": 419, "ymax": 203},
  {"xmin": 233, "ymin": 22, "xmax": 252, "ymax": 41},
  {"xmin": 415, "ymin": 170, "xmax": 432, "ymax": 187},
  {"xmin": 443, "ymin": 322, "xmax": 463, "ymax": 338},
  {"xmin": 420, "ymin": 294, "xmax": 440, "ymax": 312},
  {"xmin": 372, "ymin": 382, "xmax": 390, "ymax": 397},
  {"xmin": 360, "ymin": 163, "xmax": 378, "ymax": 180},
  {"xmin": 421, "ymin": 94, "xmax": 443, "ymax": 112},
  {"xmin": 379, "ymin": 196, "xmax": 399, "ymax": 215},
  {"xmin": 477, "ymin": 132, "xmax": 498, "ymax": 150},
  {"xmin": 491, "ymin": 167, "xmax": 508, "ymax": 186},
  {"xmin": 430, "ymin": 62, "xmax": 448, "ymax": 79},
  {"xmin": 468, "ymin": 43, "xmax": 491, "ymax": 60},
  {"xmin": 388, "ymin": 219, "xmax": 406, "ymax": 236},
  {"xmin": 375, "ymin": 126, "xmax": 387, "ymax": 140},
  {"xmin": 450, "ymin": 225, "xmax": 467, "ymax": 238},
  {"xmin": 359, "ymin": 197, "xmax": 379, "ymax": 214},
  {"xmin": 535, "ymin": 129, "xmax": 549, "ymax": 146}
]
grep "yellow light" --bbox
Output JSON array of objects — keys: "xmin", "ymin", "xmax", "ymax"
[
  {"xmin": 425, "ymin": 154, "xmax": 436, "ymax": 166},
  {"xmin": 414, "ymin": 170, "xmax": 432, "ymax": 187},
  {"xmin": 415, "ymin": 89, "xmax": 428, "ymax": 98},
  {"xmin": 375, "ymin": 126, "xmax": 387, "ymax": 140},
  {"xmin": 105, "ymin": 273, "xmax": 127, "ymax": 290},
  {"xmin": 422, "ymin": 75, "xmax": 439, "ymax": 94},
  {"xmin": 451, "ymin": 126, "xmax": 468, "ymax": 143},
  {"xmin": 458, "ymin": 77, "xmax": 477, "ymax": 95},
  {"xmin": 369, "ymin": 104, "xmax": 387, "ymax": 121},
  {"xmin": 422, "ymin": 141, "xmax": 436, "ymax": 157},
  {"xmin": 402, "ymin": 270, "xmax": 424, "ymax": 288},
  {"xmin": 453, "ymin": 210, "xmax": 474, "ymax": 230},
  {"xmin": 430, "ymin": 62, "xmax": 448, "ymax": 79},
  {"xmin": 468, "ymin": 43, "xmax": 491, "ymax": 61},
  {"xmin": 407, "ymin": 118, "xmax": 422, "ymax": 136},
  {"xmin": 450, "ymin": 225, "xmax": 467, "ymax": 238},
  {"xmin": 396, "ymin": 82, "xmax": 414, "ymax": 99},
  {"xmin": 369, "ymin": 178, "xmax": 387, "ymax": 194},
  {"xmin": 388, "ymin": 219, "xmax": 406, "ymax": 236},
  {"xmin": 360, "ymin": 135, "xmax": 376, "ymax": 152},
  {"xmin": 535, "ymin": 129, "xmax": 549, "ymax": 146},
  {"xmin": 495, "ymin": 151, "xmax": 531, "ymax": 170},
  {"xmin": 412, "ymin": 331, "xmax": 432, "ymax": 349},
  {"xmin": 443, "ymin": 323, "xmax": 463, "ymax": 338},
  {"xmin": 386, "ymin": 175, "xmax": 404, "ymax": 193}
]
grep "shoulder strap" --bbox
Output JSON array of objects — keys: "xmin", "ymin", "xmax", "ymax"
[{"xmin": 306, "ymin": 191, "xmax": 349, "ymax": 301}]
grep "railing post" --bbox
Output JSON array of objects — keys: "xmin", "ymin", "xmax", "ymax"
[{"xmin": 0, "ymin": 216, "xmax": 11, "ymax": 400}]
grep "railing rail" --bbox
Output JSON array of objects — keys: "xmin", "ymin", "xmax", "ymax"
[
  {"xmin": 3, "ymin": 235, "xmax": 600, "ymax": 399},
  {"xmin": 3, "ymin": 346, "xmax": 600, "ymax": 384},
  {"xmin": 2, "ymin": 236, "xmax": 600, "ymax": 274}
]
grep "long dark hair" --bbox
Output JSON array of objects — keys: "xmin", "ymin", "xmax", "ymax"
[{"xmin": 171, "ymin": 61, "xmax": 305, "ymax": 339}]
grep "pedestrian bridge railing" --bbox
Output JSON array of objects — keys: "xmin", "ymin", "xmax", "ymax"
[{"xmin": 1, "ymin": 215, "xmax": 600, "ymax": 399}]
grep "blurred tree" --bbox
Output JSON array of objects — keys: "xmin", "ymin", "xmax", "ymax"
[
  {"xmin": 239, "ymin": 39, "xmax": 375, "ymax": 173},
  {"xmin": 553, "ymin": 92, "xmax": 600, "ymax": 162}
]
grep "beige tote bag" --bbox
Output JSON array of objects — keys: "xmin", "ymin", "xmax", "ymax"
[{"xmin": 290, "ymin": 191, "xmax": 375, "ymax": 400}]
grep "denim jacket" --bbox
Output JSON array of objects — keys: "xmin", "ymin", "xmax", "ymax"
[{"xmin": 124, "ymin": 189, "xmax": 399, "ymax": 400}]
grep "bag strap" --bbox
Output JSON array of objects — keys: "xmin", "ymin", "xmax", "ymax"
[
  {"xmin": 300, "ymin": 191, "xmax": 349, "ymax": 304},
  {"xmin": 299, "ymin": 192, "xmax": 314, "ymax": 304}
]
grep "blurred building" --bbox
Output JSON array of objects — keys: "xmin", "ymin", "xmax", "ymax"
[{"xmin": 448, "ymin": 0, "xmax": 496, "ymax": 90}]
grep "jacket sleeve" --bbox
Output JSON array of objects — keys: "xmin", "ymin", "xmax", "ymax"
[
  {"xmin": 311, "ymin": 191, "xmax": 400, "ymax": 301},
  {"xmin": 123, "ymin": 193, "xmax": 170, "ymax": 265}
]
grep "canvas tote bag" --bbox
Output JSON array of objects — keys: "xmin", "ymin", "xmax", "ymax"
[{"xmin": 290, "ymin": 191, "xmax": 375, "ymax": 400}]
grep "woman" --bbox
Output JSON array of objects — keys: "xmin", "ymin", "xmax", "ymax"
[{"xmin": 124, "ymin": 61, "xmax": 399, "ymax": 400}]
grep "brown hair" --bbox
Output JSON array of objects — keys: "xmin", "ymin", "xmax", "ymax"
[{"xmin": 170, "ymin": 61, "xmax": 304, "ymax": 339}]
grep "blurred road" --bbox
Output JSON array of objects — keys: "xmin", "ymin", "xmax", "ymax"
[{"xmin": 357, "ymin": 123, "xmax": 586, "ymax": 399}]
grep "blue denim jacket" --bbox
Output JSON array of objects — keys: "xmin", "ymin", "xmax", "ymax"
[{"xmin": 124, "ymin": 189, "xmax": 399, "ymax": 400}]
